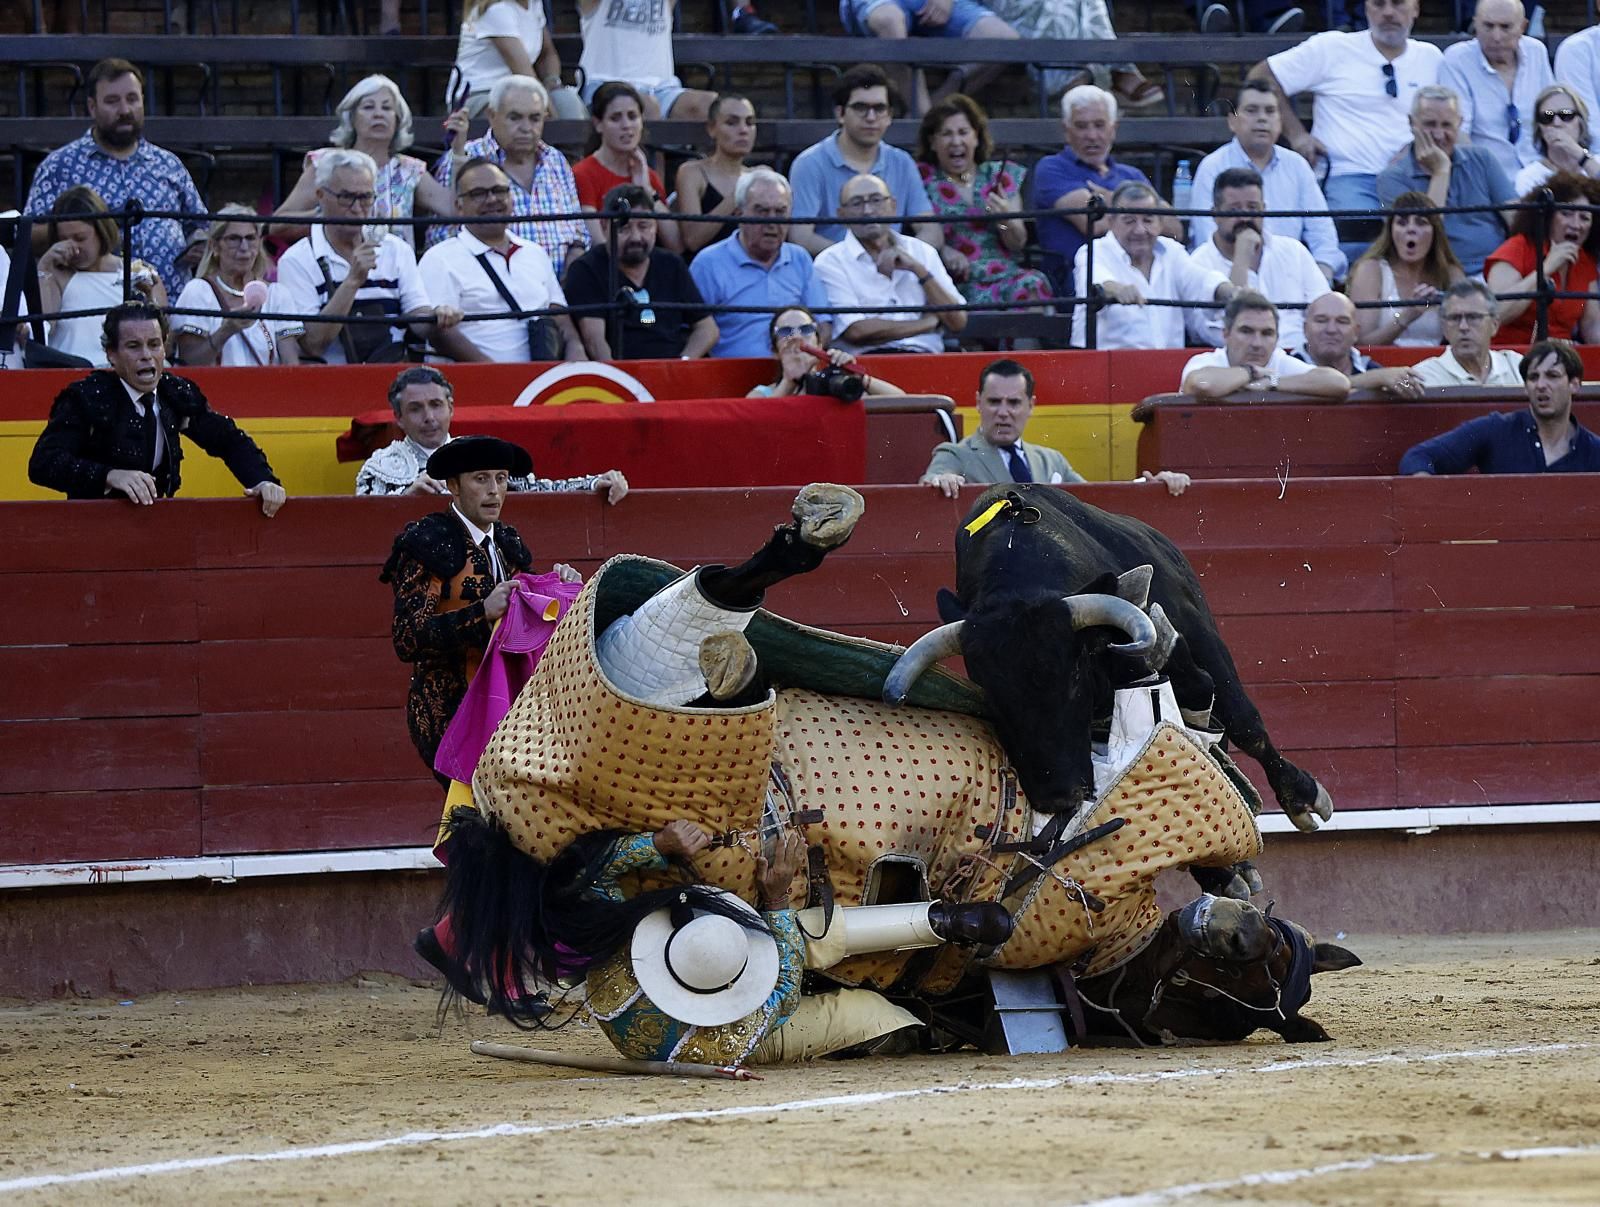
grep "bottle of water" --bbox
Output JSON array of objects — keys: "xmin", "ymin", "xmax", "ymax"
[{"xmin": 1172, "ymin": 159, "xmax": 1193, "ymax": 214}]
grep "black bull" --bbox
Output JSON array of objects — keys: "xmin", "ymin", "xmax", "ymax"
[{"xmin": 887, "ymin": 485, "xmax": 1334, "ymax": 830}]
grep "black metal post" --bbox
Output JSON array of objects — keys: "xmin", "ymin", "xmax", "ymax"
[
  {"xmin": 1083, "ymin": 193, "xmax": 1104, "ymax": 351},
  {"xmin": 606, "ymin": 198, "xmax": 625, "ymax": 360},
  {"xmin": 1533, "ymin": 187, "xmax": 1552, "ymax": 341}
]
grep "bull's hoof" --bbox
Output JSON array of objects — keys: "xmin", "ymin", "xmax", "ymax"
[
  {"xmin": 699, "ymin": 632, "xmax": 759, "ymax": 700},
  {"xmin": 793, "ymin": 483, "xmax": 865, "ymax": 549},
  {"xmin": 1287, "ymin": 782, "xmax": 1335, "ymax": 833}
]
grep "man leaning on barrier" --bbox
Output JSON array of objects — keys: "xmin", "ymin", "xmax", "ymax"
[
  {"xmin": 1180, "ymin": 291, "xmax": 1350, "ymax": 402},
  {"xmin": 1411, "ymin": 280, "xmax": 1524, "ymax": 388},
  {"xmin": 356, "ymin": 366, "xmax": 628, "ymax": 501},
  {"xmin": 418, "ymin": 159, "xmax": 586, "ymax": 364},
  {"xmin": 276, "ymin": 150, "xmax": 477, "ymax": 366},
  {"xmin": 28, "ymin": 301, "xmax": 286, "ymax": 516},
  {"xmin": 1071, "ymin": 182, "xmax": 1233, "ymax": 351},
  {"xmin": 1291, "ymin": 293, "xmax": 1426, "ymax": 398},
  {"xmin": 1401, "ymin": 337, "xmax": 1600, "ymax": 473}
]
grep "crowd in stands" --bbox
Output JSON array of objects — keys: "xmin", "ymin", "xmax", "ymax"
[{"xmin": 5, "ymin": 0, "xmax": 1599, "ymax": 475}]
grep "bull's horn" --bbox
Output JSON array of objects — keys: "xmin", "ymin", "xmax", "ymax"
[
  {"xmin": 1063, "ymin": 593, "xmax": 1158, "ymax": 656},
  {"xmin": 883, "ymin": 621, "xmax": 965, "ymax": 705},
  {"xmin": 1115, "ymin": 564, "xmax": 1153, "ymax": 608}
]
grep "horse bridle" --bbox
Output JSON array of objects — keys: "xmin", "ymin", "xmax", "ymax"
[{"xmin": 1074, "ymin": 914, "xmax": 1313, "ymax": 1047}]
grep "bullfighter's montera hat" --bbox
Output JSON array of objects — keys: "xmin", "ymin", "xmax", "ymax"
[
  {"xmin": 426, "ymin": 435, "xmax": 532, "ymax": 480},
  {"xmin": 631, "ymin": 889, "xmax": 781, "ymax": 1027}
]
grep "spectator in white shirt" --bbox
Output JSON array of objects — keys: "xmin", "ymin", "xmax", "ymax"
[
  {"xmin": 813, "ymin": 173, "xmax": 967, "ymax": 356},
  {"xmin": 1189, "ymin": 79, "xmax": 1344, "ymax": 281},
  {"xmin": 1437, "ymin": 0, "xmax": 1553, "ymax": 179},
  {"xmin": 1189, "ymin": 168, "xmax": 1331, "ymax": 351},
  {"xmin": 1553, "ymin": 14, "xmax": 1600, "ymax": 153},
  {"xmin": 418, "ymin": 159, "xmax": 586, "ymax": 363},
  {"xmin": 173, "ymin": 205, "xmax": 302, "ymax": 366},
  {"xmin": 1411, "ymin": 279, "xmax": 1525, "ymax": 387},
  {"xmin": 1180, "ymin": 291, "xmax": 1351, "ymax": 401},
  {"xmin": 1071, "ymin": 181, "xmax": 1233, "ymax": 350},
  {"xmin": 278, "ymin": 150, "xmax": 474, "ymax": 365},
  {"xmin": 1248, "ymin": 0, "xmax": 1441, "ymax": 244}
]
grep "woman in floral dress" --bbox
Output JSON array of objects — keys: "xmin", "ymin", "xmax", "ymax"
[{"xmin": 916, "ymin": 95, "xmax": 1053, "ymax": 311}]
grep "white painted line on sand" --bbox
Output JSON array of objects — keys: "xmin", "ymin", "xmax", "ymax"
[
  {"xmin": 1066, "ymin": 1140, "xmax": 1600, "ymax": 1207},
  {"xmin": 0, "ymin": 1041, "xmax": 1591, "ymax": 1196}
]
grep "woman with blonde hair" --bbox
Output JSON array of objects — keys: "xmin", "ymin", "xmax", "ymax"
[
  {"xmin": 451, "ymin": 0, "xmax": 585, "ymax": 119},
  {"xmin": 274, "ymin": 74, "xmax": 454, "ymax": 247},
  {"xmin": 173, "ymin": 205, "xmax": 303, "ymax": 366},
  {"xmin": 1514, "ymin": 85, "xmax": 1600, "ymax": 197},
  {"xmin": 39, "ymin": 185, "xmax": 166, "ymax": 367},
  {"xmin": 1347, "ymin": 191, "xmax": 1466, "ymax": 346}
]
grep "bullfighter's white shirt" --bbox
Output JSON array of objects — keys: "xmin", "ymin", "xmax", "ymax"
[{"xmin": 1071, "ymin": 234, "xmax": 1228, "ymax": 350}]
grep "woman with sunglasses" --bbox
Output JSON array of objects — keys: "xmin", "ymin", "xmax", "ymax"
[
  {"xmin": 746, "ymin": 307, "xmax": 902, "ymax": 398},
  {"xmin": 1347, "ymin": 189, "xmax": 1465, "ymax": 346},
  {"xmin": 1484, "ymin": 172, "xmax": 1600, "ymax": 344},
  {"xmin": 1514, "ymin": 86, "xmax": 1600, "ymax": 196},
  {"xmin": 173, "ymin": 205, "xmax": 302, "ymax": 366}
]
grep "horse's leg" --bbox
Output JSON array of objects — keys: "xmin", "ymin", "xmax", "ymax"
[{"xmin": 597, "ymin": 485, "xmax": 864, "ymax": 707}]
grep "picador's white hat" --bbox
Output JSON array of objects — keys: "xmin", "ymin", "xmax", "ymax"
[{"xmin": 631, "ymin": 889, "xmax": 780, "ymax": 1027}]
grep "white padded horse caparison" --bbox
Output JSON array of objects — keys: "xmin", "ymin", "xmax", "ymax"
[{"xmin": 595, "ymin": 568, "xmax": 758, "ymax": 706}]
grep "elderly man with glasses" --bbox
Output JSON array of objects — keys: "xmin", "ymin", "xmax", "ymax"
[
  {"xmin": 418, "ymin": 158, "xmax": 586, "ymax": 363},
  {"xmin": 813, "ymin": 173, "xmax": 966, "ymax": 356},
  {"xmin": 1248, "ymin": 0, "xmax": 1441, "ymax": 251},
  {"xmin": 431, "ymin": 75, "xmax": 589, "ymax": 278},
  {"xmin": 1410, "ymin": 279, "xmax": 1524, "ymax": 387},
  {"xmin": 1439, "ymin": 0, "xmax": 1553, "ymax": 180},
  {"xmin": 277, "ymin": 149, "xmax": 476, "ymax": 364}
]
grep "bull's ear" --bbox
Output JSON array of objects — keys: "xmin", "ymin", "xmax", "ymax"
[
  {"xmin": 1078, "ymin": 571, "xmax": 1120, "ymax": 596},
  {"xmin": 1115, "ymin": 564, "xmax": 1154, "ymax": 608},
  {"xmin": 1311, "ymin": 943, "xmax": 1362, "ymax": 973},
  {"xmin": 936, "ymin": 588, "xmax": 967, "ymax": 623}
]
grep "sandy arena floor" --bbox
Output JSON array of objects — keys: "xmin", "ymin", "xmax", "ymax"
[{"xmin": 2, "ymin": 931, "xmax": 1599, "ymax": 1206}]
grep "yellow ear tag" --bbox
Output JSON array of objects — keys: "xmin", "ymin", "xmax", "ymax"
[{"xmin": 964, "ymin": 499, "xmax": 1010, "ymax": 536}]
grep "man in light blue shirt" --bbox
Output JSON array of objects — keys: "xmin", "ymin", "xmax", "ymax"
[
  {"xmin": 691, "ymin": 168, "xmax": 833, "ymax": 358},
  {"xmin": 1375, "ymin": 84, "xmax": 1515, "ymax": 275},
  {"xmin": 787, "ymin": 64, "xmax": 939, "ymax": 256},
  {"xmin": 1189, "ymin": 80, "xmax": 1344, "ymax": 281},
  {"xmin": 1438, "ymin": 0, "xmax": 1553, "ymax": 179}
]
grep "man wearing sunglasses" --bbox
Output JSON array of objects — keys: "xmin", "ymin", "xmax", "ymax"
[
  {"xmin": 419, "ymin": 158, "xmax": 587, "ymax": 363},
  {"xmin": 1249, "ymin": 0, "xmax": 1441, "ymax": 251},
  {"xmin": 1439, "ymin": 0, "xmax": 1552, "ymax": 180},
  {"xmin": 1376, "ymin": 84, "xmax": 1516, "ymax": 275}
]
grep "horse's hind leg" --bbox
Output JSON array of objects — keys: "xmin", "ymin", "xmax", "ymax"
[
  {"xmin": 700, "ymin": 483, "xmax": 865, "ymax": 608},
  {"xmin": 596, "ymin": 485, "xmax": 864, "ymax": 706}
]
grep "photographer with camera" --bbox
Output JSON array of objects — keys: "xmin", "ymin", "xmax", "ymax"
[{"xmin": 746, "ymin": 306, "xmax": 903, "ymax": 399}]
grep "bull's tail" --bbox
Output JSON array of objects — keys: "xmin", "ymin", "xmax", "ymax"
[{"xmin": 433, "ymin": 805, "xmax": 565, "ymax": 1029}]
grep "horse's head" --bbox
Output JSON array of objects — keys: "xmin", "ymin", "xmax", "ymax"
[{"xmin": 1080, "ymin": 895, "xmax": 1362, "ymax": 1046}]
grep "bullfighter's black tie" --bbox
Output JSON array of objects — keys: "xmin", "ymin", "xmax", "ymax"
[
  {"xmin": 139, "ymin": 395, "xmax": 159, "ymax": 473},
  {"xmin": 480, "ymin": 535, "xmax": 502, "ymax": 584},
  {"xmin": 1003, "ymin": 445, "xmax": 1033, "ymax": 483}
]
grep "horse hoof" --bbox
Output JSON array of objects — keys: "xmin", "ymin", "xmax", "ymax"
[
  {"xmin": 1287, "ymin": 806, "xmax": 1322, "ymax": 834},
  {"xmin": 793, "ymin": 483, "xmax": 865, "ymax": 549},
  {"xmin": 699, "ymin": 632, "xmax": 759, "ymax": 700},
  {"xmin": 1312, "ymin": 781, "xmax": 1334, "ymax": 821}
]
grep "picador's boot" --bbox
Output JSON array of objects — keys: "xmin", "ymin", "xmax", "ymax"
[{"xmin": 927, "ymin": 901, "xmax": 1015, "ymax": 947}]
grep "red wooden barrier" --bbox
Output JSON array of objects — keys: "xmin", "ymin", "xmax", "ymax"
[{"xmin": 2, "ymin": 478, "xmax": 1597, "ymax": 867}]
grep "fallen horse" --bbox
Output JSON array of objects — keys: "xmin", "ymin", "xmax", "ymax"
[{"xmin": 435, "ymin": 485, "xmax": 1359, "ymax": 1063}]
